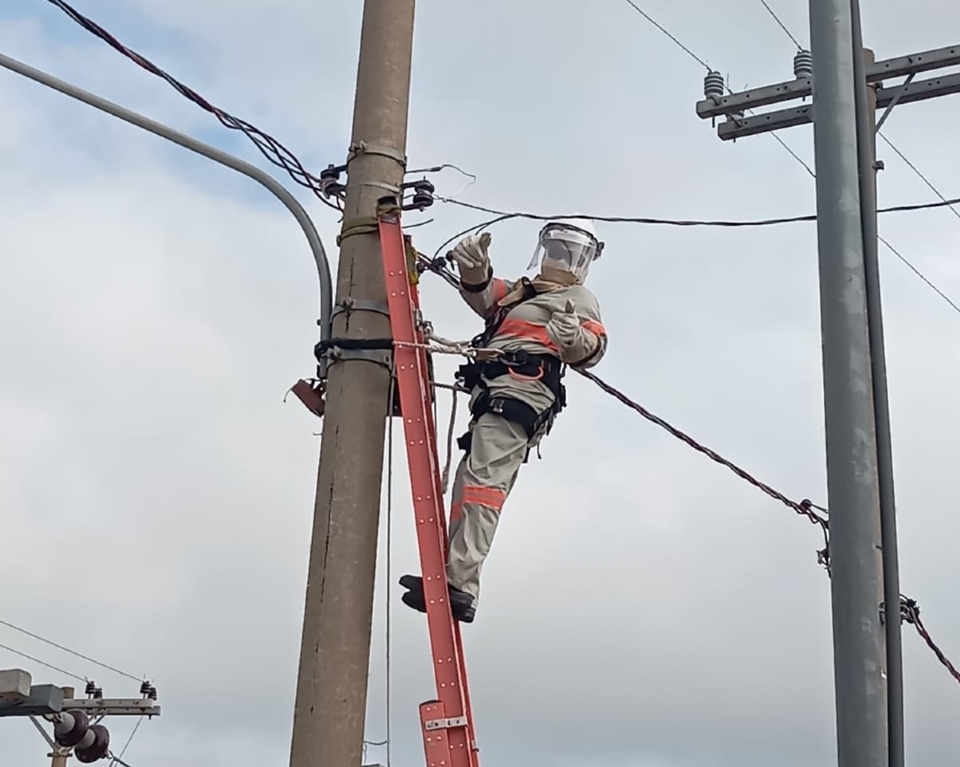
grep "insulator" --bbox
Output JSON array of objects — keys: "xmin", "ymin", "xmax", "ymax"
[
  {"xmin": 319, "ymin": 163, "xmax": 341, "ymax": 182},
  {"xmin": 412, "ymin": 190, "xmax": 434, "ymax": 209},
  {"xmin": 84, "ymin": 680, "xmax": 97, "ymax": 697},
  {"xmin": 794, "ymin": 49, "xmax": 813, "ymax": 79},
  {"xmin": 93, "ymin": 687, "xmax": 103, "ymax": 700},
  {"xmin": 703, "ymin": 70, "xmax": 725, "ymax": 101},
  {"xmin": 54, "ymin": 709, "xmax": 90, "ymax": 748},
  {"xmin": 414, "ymin": 179, "xmax": 435, "ymax": 195},
  {"xmin": 75, "ymin": 724, "xmax": 110, "ymax": 763}
]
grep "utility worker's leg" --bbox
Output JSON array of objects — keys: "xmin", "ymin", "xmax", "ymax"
[
  {"xmin": 446, "ymin": 411, "xmax": 529, "ymax": 606},
  {"xmin": 399, "ymin": 411, "xmax": 530, "ymax": 622}
]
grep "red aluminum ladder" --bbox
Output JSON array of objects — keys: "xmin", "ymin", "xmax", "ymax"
[{"xmin": 378, "ymin": 205, "xmax": 481, "ymax": 767}]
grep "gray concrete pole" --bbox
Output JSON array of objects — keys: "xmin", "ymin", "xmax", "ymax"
[
  {"xmin": 849, "ymin": 8, "xmax": 905, "ymax": 762},
  {"xmin": 0, "ymin": 52, "xmax": 334, "ymax": 372},
  {"xmin": 288, "ymin": 1, "xmax": 415, "ymax": 765},
  {"xmin": 808, "ymin": 1, "xmax": 888, "ymax": 766}
]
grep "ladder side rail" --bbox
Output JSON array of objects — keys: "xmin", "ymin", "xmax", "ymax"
[
  {"xmin": 408, "ymin": 317, "xmax": 479, "ymax": 760},
  {"xmin": 402, "ymin": 239, "xmax": 480, "ymax": 756},
  {"xmin": 377, "ymin": 212, "xmax": 479, "ymax": 767},
  {"xmin": 408, "ymin": 273, "xmax": 480, "ymax": 763}
]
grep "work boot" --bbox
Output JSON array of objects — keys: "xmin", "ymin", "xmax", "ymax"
[{"xmin": 399, "ymin": 574, "xmax": 476, "ymax": 623}]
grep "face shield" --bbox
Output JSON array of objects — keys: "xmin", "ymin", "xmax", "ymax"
[{"xmin": 526, "ymin": 220, "xmax": 602, "ymax": 282}]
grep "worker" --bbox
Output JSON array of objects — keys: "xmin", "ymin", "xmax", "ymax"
[{"xmin": 400, "ymin": 218, "xmax": 608, "ymax": 623}]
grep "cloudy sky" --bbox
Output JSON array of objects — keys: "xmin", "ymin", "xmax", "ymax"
[{"xmin": 2, "ymin": 1, "xmax": 959, "ymax": 765}]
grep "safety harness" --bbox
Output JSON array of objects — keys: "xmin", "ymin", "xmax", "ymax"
[{"xmin": 455, "ymin": 276, "xmax": 568, "ymax": 457}]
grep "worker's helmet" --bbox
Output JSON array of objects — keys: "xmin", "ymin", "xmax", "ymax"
[{"xmin": 527, "ymin": 216, "xmax": 604, "ymax": 282}]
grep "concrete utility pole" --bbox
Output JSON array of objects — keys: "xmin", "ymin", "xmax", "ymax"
[
  {"xmin": 694, "ymin": 9, "xmax": 960, "ymax": 767},
  {"xmin": 289, "ymin": 1, "xmax": 416, "ymax": 766}
]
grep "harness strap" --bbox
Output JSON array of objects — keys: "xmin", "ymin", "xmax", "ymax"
[{"xmin": 455, "ymin": 350, "xmax": 567, "ymax": 457}]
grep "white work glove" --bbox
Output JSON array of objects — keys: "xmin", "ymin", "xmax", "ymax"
[
  {"xmin": 545, "ymin": 299, "xmax": 583, "ymax": 349},
  {"xmin": 449, "ymin": 232, "xmax": 491, "ymax": 285}
]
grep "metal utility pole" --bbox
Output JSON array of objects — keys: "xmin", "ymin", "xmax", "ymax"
[
  {"xmin": 289, "ymin": 1, "xmax": 416, "ymax": 766},
  {"xmin": 849, "ymin": 2, "xmax": 904, "ymax": 762},
  {"xmin": 807, "ymin": 4, "xmax": 887, "ymax": 764},
  {"xmin": 695, "ymin": 9, "xmax": 960, "ymax": 767}
]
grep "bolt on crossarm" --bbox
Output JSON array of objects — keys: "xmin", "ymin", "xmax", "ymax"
[
  {"xmin": 694, "ymin": 14, "xmax": 960, "ymax": 767},
  {"xmin": 0, "ymin": 52, "xmax": 334, "ymax": 374}
]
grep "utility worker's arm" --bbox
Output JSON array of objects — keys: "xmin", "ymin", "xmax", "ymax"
[
  {"xmin": 545, "ymin": 295, "xmax": 608, "ymax": 370},
  {"xmin": 449, "ymin": 233, "xmax": 517, "ymax": 319}
]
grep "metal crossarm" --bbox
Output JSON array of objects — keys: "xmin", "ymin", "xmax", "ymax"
[{"xmin": 377, "ymin": 203, "xmax": 481, "ymax": 767}]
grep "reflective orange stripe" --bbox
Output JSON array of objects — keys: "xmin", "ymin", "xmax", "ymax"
[
  {"xmin": 450, "ymin": 500, "xmax": 464, "ymax": 524},
  {"xmin": 490, "ymin": 278, "xmax": 509, "ymax": 305},
  {"xmin": 461, "ymin": 485, "xmax": 507, "ymax": 511},
  {"xmin": 583, "ymin": 319, "xmax": 606, "ymax": 337},
  {"xmin": 495, "ymin": 319, "xmax": 559, "ymax": 352}
]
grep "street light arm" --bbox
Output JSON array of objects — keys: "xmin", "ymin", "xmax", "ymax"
[{"xmin": 0, "ymin": 51, "xmax": 333, "ymax": 375}]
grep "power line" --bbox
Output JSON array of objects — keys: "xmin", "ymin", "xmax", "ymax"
[
  {"xmin": 879, "ymin": 133, "xmax": 960, "ymax": 223},
  {"xmin": 619, "ymin": 0, "xmax": 711, "ymax": 70},
  {"xmin": 0, "ymin": 641, "xmax": 87, "ymax": 683},
  {"xmin": 757, "ymin": 0, "xmax": 803, "ymax": 50},
  {"xmin": 568, "ymin": 367, "xmax": 960, "ymax": 683},
  {"xmin": 746, "ymin": 7, "xmax": 960, "ymax": 317},
  {"xmin": 412, "ymin": 244, "xmax": 960, "ymax": 687},
  {"xmin": 622, "ymin": 1, "xmax": 960, "ymax": 316},
  {"xmin": 108, "ymin": 716, "xmax": 145, "ymax": 767},
  {"xmin": 0, "ymin": 618, "xmax": 143, "ymax": 683},
  {"xmin": 437, "ymin": 194, "xmax": 960, "ymax": 229},
  {"xmin": 618, "ymin": 0, "xmax": 816, "ymax": 177},
  {"xmin": 879, "ymin": 235, "xmax": 960, "ymax": 316},
  {"xmin": 42, "ymin": 0, "xmax": 342, "ymax": 208}
]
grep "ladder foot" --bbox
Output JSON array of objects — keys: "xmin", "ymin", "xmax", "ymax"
[{"xmin": 400, "ymin": 574, "xmax": 477, "ymax": 623}]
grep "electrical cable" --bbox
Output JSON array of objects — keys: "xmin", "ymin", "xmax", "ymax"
[
  {"xmin": 108, "ymin": 716, "xmax": 144, "ymax": 767},
  {"xmin": 749, "ymin": 9, "xmax": 960, "ymax": 317},
  {"xmin": 41, "ymin": 0, "xmax": 346, "ymax": 211},
  {"xmin": 879, "ymin": 133, "xmax": 960, "ymax": 223},
  {"xmin": 413, "ymin": 239, "xmax": 960, "ymax": 688},
  {"xmin": 437, "ymin": 194, "xmax": 960, "ymax": 230},
  {"xmin": 568, "ymin": 366, "xmax": 960, "ymax": 682},
  {"xmin": 619, "ymin": 0, "xmax": 816, "ymax": 177},
  {"xmin": 43, "ymin": 0, "xmax": 472, "ymax": 217},
  {"xmin": 757, "ymin": 0, "xmax": 803, "ymax": 50},
  {"xmin": 0, "ymin": 641, "xmax": 87, "ymax": 683},
  {"xmin": 0, "ymin": 618, "xmax": 143, "ymax": 682},
  {"xmin": 598, "ymin": 1, "xmax": 960, "ymax": 313},
  {"xmin": 619, "ymin": 0, "xmax": 712, "ymax": 70},
  {"xmin": 879, "ymin": 235, "xmax": 960, "ymax": 316}
]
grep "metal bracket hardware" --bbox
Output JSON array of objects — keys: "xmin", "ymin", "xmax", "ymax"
[{"xmin": 424, "ymin": 715, "xmax": 468, "ymax": 731}]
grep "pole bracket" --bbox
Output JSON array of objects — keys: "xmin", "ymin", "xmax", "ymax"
[
  {"xmin": 315, "ymin": 337, "xmax": 394, "ymax": 371},
  {"xmin": 347, "ymin": 141, "xmax": 407, "ymax": 168}
]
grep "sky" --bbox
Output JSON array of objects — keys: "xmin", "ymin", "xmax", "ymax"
[{"xmin": 1, "ymin": 1, "xmax": 959, "ymax": 765}]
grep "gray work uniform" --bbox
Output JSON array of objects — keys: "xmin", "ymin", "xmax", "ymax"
[{"xmin": 446, "ymin": 270, "xmax": 607, "ymax": 605}]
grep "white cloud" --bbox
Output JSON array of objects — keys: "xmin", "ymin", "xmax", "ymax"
[{"xmin": 2, "ymin": 1, "xmax": 960, "ymax": 766}]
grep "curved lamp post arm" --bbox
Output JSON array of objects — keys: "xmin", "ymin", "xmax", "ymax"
[{"xmin": 0, "ymin": 51, "xmax": 333, "ymax": 375}]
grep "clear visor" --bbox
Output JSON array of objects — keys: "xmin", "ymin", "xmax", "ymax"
[{"xmin": 526, "ymin": 224, "xmax": 599, "ymax": 281}]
